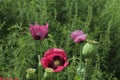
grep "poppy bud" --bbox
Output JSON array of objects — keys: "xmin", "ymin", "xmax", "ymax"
[{"xmin": 26, "ymin": 68, "xmax": 36, "ymax": 80}]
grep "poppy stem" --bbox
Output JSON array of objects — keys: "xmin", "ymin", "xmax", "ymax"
[
  {"xmin": 38, "ymin": 54, "xmax": 43, "ymax": 80},
  {"xmin": 36, "ymin": 40, "xmax": 44, "ymax": 80},
  {"xmin": 83, "ymin": 59, "xmax": 88, "ymax": 80}
]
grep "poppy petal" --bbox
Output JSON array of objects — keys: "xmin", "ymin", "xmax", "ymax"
[{"xmin": 54, "ymin": 66, "xmax": 64, "ymax": 72}]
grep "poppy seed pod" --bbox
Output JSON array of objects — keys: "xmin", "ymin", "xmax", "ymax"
[{"xmin": 82, "ymin": 43, "xmax": 98, "ymax": 59}]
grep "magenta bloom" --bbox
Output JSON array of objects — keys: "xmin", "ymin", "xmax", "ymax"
[
  {"xmin": 0, "ymin": 77, "xmax": 2, "ymax": 80},
  {"xmin": 41, "ymin": 48, "xmax": 69, "ymax": 72},
  {"xmin": 70, "ymin": 30, "xmax": 87, "ymax": 43},
  {"xmin": 30, "ymin": 23, "xmax": 48, "ymax": 40}
]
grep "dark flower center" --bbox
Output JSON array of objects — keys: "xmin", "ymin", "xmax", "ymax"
[
  {"xmin": 48, "ymin": 56, "xmax": 65, "ymax": 70},
  {"xmin": 54, "ymin": 60, "xmax": 60, "ymax": 66},
  {"xmin": 35, "ymin": 35, "xmax": 41, "ymax": 40},
  {"xmin": 35, "ymin": 33, "xmax": 42, "ymax": 40}
]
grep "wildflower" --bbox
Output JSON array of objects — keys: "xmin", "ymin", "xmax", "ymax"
[
  {"xmin": 41, "ymin": 48, "xmax": 69, "ymax": 72},
  {"xmin": 70, "ymin": 30, "xmax": 87, "ymax": 43},
  {"xmin": 0, "ymin": 77, "xmax": 2, "ymax": 80},
  {"xmin": 30, "ymin": 23, "xmax": 48, "ymax": 40}
]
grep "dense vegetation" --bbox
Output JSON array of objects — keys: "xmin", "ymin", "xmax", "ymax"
[{"xmin": 0, "ymin": 0, "xmax": 120, "ymax": 80}]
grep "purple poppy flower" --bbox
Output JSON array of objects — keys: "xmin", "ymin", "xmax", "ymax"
[
  {"xmin": 30, "ymin": 23, "xmax": 48, "ymax": 40},
  {"xmin": 70, "ymin": 30, "xmax": 87, "ymax": 43}
]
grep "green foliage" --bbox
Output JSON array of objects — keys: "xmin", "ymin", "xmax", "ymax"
[{"xmin": 0, "ymin": 0, "xmax": 120, "ymax": 80}]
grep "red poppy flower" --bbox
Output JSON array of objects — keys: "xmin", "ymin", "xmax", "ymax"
[
  {"xmin": 0, "ymin": 77, "xmax": 2, "ymax": 80},
  {"xmin": 41, "ymin": 48, "xmax": 69, "ymax": 72},
  {"xmin": 70, "ymin": 30, "xmax": 87, "ymax": 43},
  {"xmin": 30, "ymin": 23, "xmax": 48, "ymax": 40}
]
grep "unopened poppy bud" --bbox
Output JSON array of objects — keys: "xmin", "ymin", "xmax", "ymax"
[
  {"xmin": 26, "ymin": 68, "xmax": 36, "ymax": 79},
  {"xmin": 44, "ymin": 68, "xmax": 54, "ymax": 79},
  {"xmin": 45, "ymin": 68, "xmax": 54, "ymax": 73},
  {"xmin": 26, "ymin": 68, "xmax": 36, "ymax": 73}
]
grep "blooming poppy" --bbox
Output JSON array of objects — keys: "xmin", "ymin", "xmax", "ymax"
[
  {"xmin": 41, "ymin": 48, "xmax": 69, "ymax": 72},
  {"xmin": 0, "ymin": 77, "xmax": 2, "ymax": 80},
  {"xmin": 70, "ymin": 30, "xmax": 87, "ymax": 43},
  {"xmin": 30, "ymin": 23, "xmax": 48, "ymax": 40}
]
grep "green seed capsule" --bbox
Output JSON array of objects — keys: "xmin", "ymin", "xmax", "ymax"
[{"xmin": 82, "ymin": 43, "xmax": 98, "ymax": 59}]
